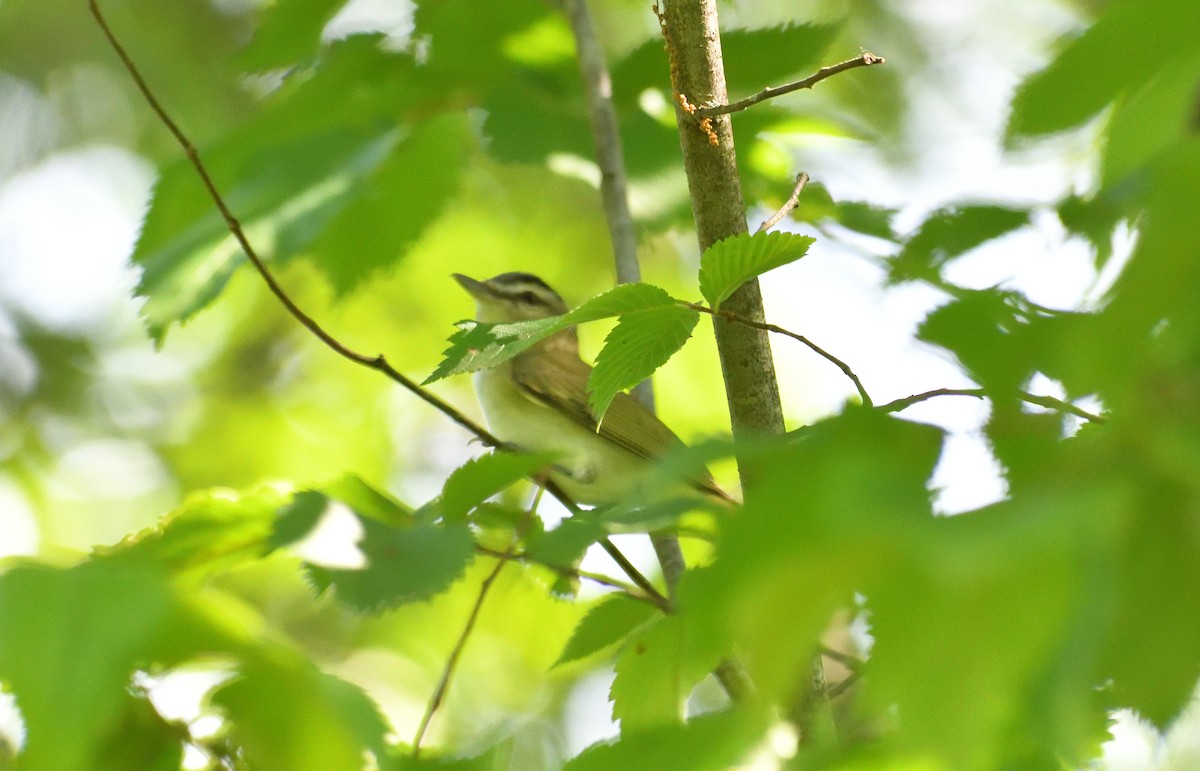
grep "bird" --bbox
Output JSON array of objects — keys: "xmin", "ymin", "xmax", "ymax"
[{"xmin": 452, "ymin": 272, "xmax": 734, "ymax": 507}]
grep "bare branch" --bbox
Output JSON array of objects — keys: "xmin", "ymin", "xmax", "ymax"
[
  {"xmin": 878, "ymin": 388, "xmax": 986, "ymax": 414},
  {"xmin": 88, "ymin": 0, "xmax": 665, "ymax": 607},
  {"xmin": 686, "ymin": 302, "xmax": 872, "ymax": 407},
  {"xmin": 757, "ymin": 172, "xmax": 810, "ymax": 233},
  {"xmin": 697, "ymin": 52, "xmax": 885, "ymax": 118},
  {"xmin": 412, "ymin": 548, "xmax": 513, "ymax": 758},
  {"xmin": 878, "ymin": 387, "xmax": 1106, "ymax": 424},
  {"xmin": 476, "ymin": 545, "xmax": 671, "ymax": 612}
]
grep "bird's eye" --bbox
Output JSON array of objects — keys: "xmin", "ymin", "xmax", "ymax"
[{"xmin": 519, "ymin": 291, "xmax": 538, "ymax": 304}]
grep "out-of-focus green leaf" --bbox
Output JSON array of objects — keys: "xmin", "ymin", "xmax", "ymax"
[
  {"xmin": 312, "ymin": 112, "xmax": 473, "ymax": 293},
  {"xmin": 440, "ymin": 452, "xmax": 559, "ymax": 522},
  {"xmin": 212, "ymin": 659, "xmax": 392, "ymax": 771},
  {"xmin": 889, "ymin": 205, "xmax": 1029, "ymax": 283},
  {"xmin": 0, "ymin": 562, "xmax": 174, "ymax": 771},
  {"xmin": 917, "ymin": 289, "xmax": 1030, "ymax": 396},
  {"xmin": 565, "ymin": 708, "xmax": 767, "ymax": 771},
  {"xmin": 610, "ymin": 615, "xmax": 710, "ymax": 730},
  {"xmin": 1008, "ymin": 0, "xmax": 1200, "ymax": 139},
  {"xmin": 698, "ymin": 231, "xmax": 814, "ymax": 309},
  {"xmin": 524, "ymin": 517, "xmax": 607, "ymax": 569},
  {"xmin": 588, "ymin": 298, "xmax": 698, "ymax": 422},
  {"xmin": 134, "ymin": 36, "xmax": 452, "ymax": 341},
  {"xmin": 100, "ymin": 486, "xmax": 286, "ymax": 576},
  {"xmin": 682, "ymin": 412, "xmax": 943, "ymax": 706},
  {"xmin": 239, "ymin": 0, "xmax": 351, "ymax": 71},
  {"xmin": 1101, "ymin": 61, "xmax": 1200, "ymax": 188},
  {"xmin": 555, "ymin": 594, "xmax": 658, "ymax": 667},
  {"xmin": 424, "ymin": 283, "xmax": 683, "ymax": 384},
  {"xmin": 295, "ymin": 507, "xmax": 475, "ymax": 612}
]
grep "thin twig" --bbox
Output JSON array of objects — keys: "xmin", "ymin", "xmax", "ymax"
[
  {"xmin": 88, "ymin": 0, "xmax": 664, "ymax": 604},
  {"xmin": 757, "ymin": 172, "xmax": 810, "ymax": 233},
  {"xmin": 825, "ymin": 670, "xmax": 861, "ymax": 700},
  {"xmin": 696, "ymin": 52, "xmax": 885, "ymax": 118},
  {"xmin": 1019, "ymin": 392, "xmax": 1106, "ymax": 424},
  {"xmin": 686, "ymin": 302, "xmax": 873, "ymax": 407},
  {"xmin": 819, "ymin": 645, "xmax": 863, "ymax": 671},
  {"xmin": 412, "ymin": 547, "xmax": 514, "ymax": 758},
  {"xmin": 878, "ymin": 388, "xmax": 986, "ymax": 414},
  {"xmin": 475, "ymin": 545, "xmax": 671, "ymax": 612},
  {"xmin": 878, "ymin": 387, "xmax": 1106, "ymax": 424}
]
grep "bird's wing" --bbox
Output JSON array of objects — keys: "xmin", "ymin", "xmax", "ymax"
[{"xmin": 511, "ymin": 354, "xmax": 735, "ymax": 503}]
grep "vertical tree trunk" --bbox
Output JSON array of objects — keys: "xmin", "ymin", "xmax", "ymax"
[
  {"xmin": 662, "ymin": 0, "xmax": 835, "ymax": 741},
  {"xmin": 661, "ymin": 1, "xmax": 784, "ymax": 453}
]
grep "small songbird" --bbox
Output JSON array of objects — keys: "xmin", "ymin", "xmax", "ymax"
[{"xmin": 453, "ymin": 272, "xmax": 733, "ymax": 507}]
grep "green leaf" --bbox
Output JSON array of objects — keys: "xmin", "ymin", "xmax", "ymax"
[
  {"xmin": 425, "ymin": 283, "xmax": 683, "ymax": 384},
  {"xmin": 610, "ymin": 615, "xmax": 713, "ymax": 730},
  {"xmin": 440, "ymin": 452, "xmax": 559, "ymax": 522},
  {"xmin": 100, "ymin": 486, "xmax": 286, "ymax": 577},
  {"xmin": 565, "ymin": 708, "xmax": 767, "ymax": 771},
  {"xmin": 213, "ymin": 659, "xmax": 392, "ymax": 771},
  {"xmin": 890, "ymin": 205, "xmax": 1029, "ymax": 283},
  {"xmin": 524, "ymin": 517, "xmax": 607, "ymax": 568},
  {"xmin": 0, "ymin": 561, "xmax": 175, "ymax": 771},
  {"xmin": 134, "ymin": 36, "xmax": 450, "ymax": 341},
  {"xmin": 304, "ymin": 517, "xmax": 476, "ymax": 612},
  {"xmin": 698, "ymin": 231, "xmax": 814, "ymax": 310},
  {"xmin": 1007, "ymin": 0, "xmax": 1200, "ymax": 139},
  {"xmin": 587, "ymin": 300, "xmax": 698, "ymax": 422},
  {"xmin": 555, "ymin": 595, "xmax": 658, "ymax": 667},
  {"xmin": 239, "ymin": 0, "xmax": 350, "ymax": 71}
]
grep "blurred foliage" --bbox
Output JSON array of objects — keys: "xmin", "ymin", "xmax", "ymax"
[{"xmin": 1, "ymin": 0, "xmax": 1199, "ymax": 769}]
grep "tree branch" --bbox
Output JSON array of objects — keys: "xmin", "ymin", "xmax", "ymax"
[
  {"xmin": 696, "ymin": 52, "xmax": 885, "ymax": 118},
  {"xmin": 758, "ymin": 172, "xmax": 810, "ymax": 233},
  {"xmin": 475, "ymin": 546, "xmax": 671, "ymax": 612},
  {"xmin": 563, "ymin": 0, "xmax": 688, "ymax": 602},
  {"xmin": 412, "ymin": 547, "xmax": 514, "ymax": 758},
  {"xmin": 686, "ymin": 302, "xmax": 872, "ymax": 407},
  {"xmin": 88, "ymin": 0, "xmax": 663, "ymax": 608},
  {"xmin": 878, "ymin": 387, "xmax": 1106, "ymax": 424}
]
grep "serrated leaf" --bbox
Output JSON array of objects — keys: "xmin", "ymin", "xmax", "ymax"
[
  {"xmin": 555, "ymin": 595, "xmax": 658, "ymax": 667},
  {"xmin": 587, "ymin": 302, "xmax": 698, "ymax": 422},
  {"xmin": 425, "ymin": 283, "xmax": 682, "ymax": 384},
  {"xmin": 440, "ymin": 452, "xmax": 559, "ymax": 522},
  {"xmin": 100, "ymin": 487, "xmax": 286, "ymax": 576},
  {"xmin": 134, "ymin": 37, "xmax": 443, "ymax": 341},
  {"xmin": 610, "ymin": 614, "xmax": 711, "ymax": 730},
  {"xmin": 890, "ymin": 205, "xmax": 1029, "ymax": 283},
  {"xmin": 698, "ymin": 231, "xmax": 814, "ymax": 310}
]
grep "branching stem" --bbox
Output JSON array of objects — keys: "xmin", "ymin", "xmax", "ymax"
[
  {"xmin": 687, "ymin": 302, "xmax": 872, "ymax": 407},
  {"xmin": 88, "ymin": 0, "xmax": 662, "ymax": 606},
  {"xmin": 696, "ymin": 52, "xmax": 885, "ymax": 118}
]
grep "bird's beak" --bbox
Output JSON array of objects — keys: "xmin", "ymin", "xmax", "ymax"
[{"xmin": 452, "ymin": 273, "xmax": 492, "ymax": 301}]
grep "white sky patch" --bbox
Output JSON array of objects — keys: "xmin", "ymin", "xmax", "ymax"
[
  {"xmin": 290, "ymin": 499, "xmax": 368, "ymax": 569},
  {"xmin": 0, "ymin": 146, "xmax": 152, "ymax": 335}
]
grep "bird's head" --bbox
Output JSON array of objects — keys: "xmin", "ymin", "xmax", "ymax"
[{"xmin": 453, "ymin": 272, "xmax": 570, "ymax": 323}]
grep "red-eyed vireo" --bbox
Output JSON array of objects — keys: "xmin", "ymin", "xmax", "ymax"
[{"xmin": 453, "ymin": 272, "xmax": 734, "ymax": 507}]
